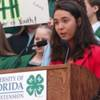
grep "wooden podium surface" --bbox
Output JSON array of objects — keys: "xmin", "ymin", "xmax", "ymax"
[{"xmin": 0, "ymin": 64, "xmax": 99, "ymax": 100}]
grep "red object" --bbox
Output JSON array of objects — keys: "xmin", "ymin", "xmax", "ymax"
[{"xmin": 50, "ymin": 45, "xmax": 100, "ymax": 78}]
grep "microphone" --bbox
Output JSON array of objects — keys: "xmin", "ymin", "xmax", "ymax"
[
  {"xmin": 32, "ymin": 39, "xmax": 47, "ymax": 47},
  {"xmin": 64, "ymin": 48, "xmax": 69, "ymax": 64},
  {"xmin": 11, "ymin": 40, "xmax": 47, "ymax": 67},
  {"xmin": 61, "ymin": 40, "xmax": 70, "ymax": 64}
]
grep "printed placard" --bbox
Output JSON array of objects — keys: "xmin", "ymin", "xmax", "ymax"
[
  {"xmin": 0, "ymin": 0, "xmax": 50, "ymax": 27},
  {"xmin": 0, "ymin": 70, "xmax": 47, "ymax": 100}
]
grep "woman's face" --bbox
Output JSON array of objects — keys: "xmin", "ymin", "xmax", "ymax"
[
  {"xmin": 54, "ymin": 10, "xmax": 78, "ymax": 44},
  {"xmin": 34, "ymin": 28, "xmax": 51, "ymax": 54},
  {"xmin": 84, "ymin": 0, "xmax": 97, "ymax": 20}
]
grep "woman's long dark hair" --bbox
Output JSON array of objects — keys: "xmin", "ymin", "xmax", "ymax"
[{"xmin": 51, "ymin": 1, "xmax": 98, "ymax": 62}]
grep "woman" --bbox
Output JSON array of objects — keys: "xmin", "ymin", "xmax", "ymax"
[
  {"xmin": 50, "ymin": 1, "xmax": 100, "ymax": 78},
  {"xmin": 29, "ymin": 25, "xmax": 52, "ymax": 66},
  {"xmin": 84, "ymin": 0, "xmax": 100, "ymax": 40}
]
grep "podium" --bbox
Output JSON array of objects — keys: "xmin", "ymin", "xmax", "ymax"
[{"xmin": 0, "ymin": 63, "xmax": 99, "ymax": 100}]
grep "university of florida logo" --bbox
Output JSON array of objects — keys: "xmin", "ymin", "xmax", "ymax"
[{"xmin": 26, "ymin": 74, "xmax": 44, "ymax": 96}]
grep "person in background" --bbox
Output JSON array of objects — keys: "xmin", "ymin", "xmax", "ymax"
[
  {"xmin": 29, "ymin": 25, "xmax": 52, "ymax": 66},
  {"xmin": 50, "ymin": 1, "xmax": 100, "ymax": 78},
  {"xmin": 0, "ymin": 22, "xmax": 20, "ymax": 69},
  {"xmin": 0, "ymin": 22, "xmax": 14, "ymax": 56},
  {"xmin": 0, "ymin": 24, "xmax": 52, "ymax": 69},
  {"xmin": 8, "ymin": 24, "xmax": 39, "ymax": 54},
  {"xmin": 84, "ymin": 0, "xmax": 100, "ymax": 40},
  {"xmin": 48, "ymin": 17, "xmax": 54, "ymax": 29},
  {"xmin": 0, "ymin": 23, "xmax": 37, "ymax": 69}
]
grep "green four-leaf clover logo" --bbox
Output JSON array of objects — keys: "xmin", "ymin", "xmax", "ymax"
[{"xmin": 26, "ymin": 74, "xmax": 44, "ymax": 96}]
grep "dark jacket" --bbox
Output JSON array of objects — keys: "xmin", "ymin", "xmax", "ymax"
[{"xmin": 8, "ymin": 33, "xmax": 35, "ymax": 55}]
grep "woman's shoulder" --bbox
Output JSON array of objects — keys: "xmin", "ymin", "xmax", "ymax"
[
  {"xmin": 91, "ymin": 45, "xmax": 100, "ymax": 52},
  {"xmin": 89, "ymin": 45, "xmax": 100, "ymax": 59}
]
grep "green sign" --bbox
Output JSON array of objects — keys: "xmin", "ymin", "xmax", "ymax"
[{"xmin": 26, "ymin": 74, "xmax": 44, "ymax": 96}]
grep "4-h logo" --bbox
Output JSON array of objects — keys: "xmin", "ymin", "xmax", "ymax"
[{"xmin": 26, "ymin": 74, "xmax": 44, "ymax": 96}]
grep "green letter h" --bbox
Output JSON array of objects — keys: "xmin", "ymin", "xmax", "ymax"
[{"xmin": 0, "ymin": 0, "xmax": 20, "ymax": 19}]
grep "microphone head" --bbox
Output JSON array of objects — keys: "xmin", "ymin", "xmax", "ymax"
[{"xmin": 36, "ymin": 40, "xmax": 47, "ymax": 47}]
